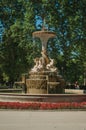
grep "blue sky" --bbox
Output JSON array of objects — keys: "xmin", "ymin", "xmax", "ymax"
[{"xmin": 0, "ymin": 21, "xmax": 4, "ymax": 42}]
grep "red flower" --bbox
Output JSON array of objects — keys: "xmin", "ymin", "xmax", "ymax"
[{"xmin": 0, "ymin": 101, "xmax": 86, "ymax": 110}]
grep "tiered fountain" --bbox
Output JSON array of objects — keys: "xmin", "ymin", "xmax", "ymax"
[
  {"xmin": 1, "ymin": 20, "xmax": 85, "ymax": 104},
  {"xmin": 26, "ymin": 21, "xmax": 65, "ymax": 94}
]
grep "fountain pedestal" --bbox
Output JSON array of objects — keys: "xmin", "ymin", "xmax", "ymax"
[
  {"xmin": 26, "ymin": 79, "xmax": 47, "ymax": 94},
  {"xmin": 26, "ymin": 71, "xmax": 65, "ymax": 94}
]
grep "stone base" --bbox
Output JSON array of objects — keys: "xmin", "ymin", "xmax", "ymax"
[
  {"xmin": 25, "ymin": 71, "xmax": 65, "ymax": 94},
  {"xmin": 28, "ymin": 88, "xmax": 47, "ymax": 94},
  {"xmin": 26, "ymin": 79, "xmax": 47, "ymax": 94}
]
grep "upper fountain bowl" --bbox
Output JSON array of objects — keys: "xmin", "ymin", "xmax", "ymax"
[{"xmin": 33, "ymin": 27, "xmax": 56, "ymax": 39}]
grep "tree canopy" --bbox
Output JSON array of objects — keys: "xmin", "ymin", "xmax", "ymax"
[{"xmin": 0, "ymin": 0, "xmax": 86, "ymax": 85}]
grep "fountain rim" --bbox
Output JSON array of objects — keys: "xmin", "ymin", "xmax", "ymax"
[{"xmin": 33, "ymin": 31, "xmax": 56, "ymax": 37}]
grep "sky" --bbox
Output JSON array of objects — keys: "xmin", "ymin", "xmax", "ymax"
[{"xmin": 0, "ymin": 21, "xmax": 4, "ymax": 42}]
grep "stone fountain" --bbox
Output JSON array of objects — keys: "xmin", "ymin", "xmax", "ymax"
[{"xmin": 25, "ymin": 22, "xmax": 65, "ymax": 94}]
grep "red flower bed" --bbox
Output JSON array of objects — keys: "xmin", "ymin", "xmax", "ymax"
[{"xmin": 0, "ymin": 101, "xmax": 86, "ymax": 110}]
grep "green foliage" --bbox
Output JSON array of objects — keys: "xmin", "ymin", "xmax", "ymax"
[{"xmin": 0, "ymin": 0, "xmax": 86, "ymax": 85}]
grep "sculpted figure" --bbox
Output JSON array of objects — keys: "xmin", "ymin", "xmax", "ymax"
[
  {"xmin": 31, "ymin": 57, "xmax": 44, "ymax": 72},
  {"xmin": 41, "ymin": 50, "xmax": 50, "ymax": 66},
  {"xmin": 31, "ymin": 58, "xmax": 39, "ymax": 72},
  {"xmin": 38, "ymin": 58, "xmax": 44, "ymax": 71},
  {"xmin": 46, "ymin": 59, "xmax": 57, "ymax": 72}
]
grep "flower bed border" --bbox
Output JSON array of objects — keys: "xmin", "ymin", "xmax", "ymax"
[{"xmin": 0, "ymin": 101, "xmax": 86, "ymax": 110}]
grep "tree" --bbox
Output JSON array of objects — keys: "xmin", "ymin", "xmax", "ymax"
[
  {"xmin": 0, "ymin": 0, "xmax": 35, "ymax": 84},
  {"xmin": 0, "ymin": 0, "xmax": 86, "ymax": 85}
]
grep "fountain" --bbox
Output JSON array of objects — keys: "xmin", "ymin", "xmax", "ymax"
[
  {"xmin": 0, "ymin": 20, "xmax": 86, "ymax": 104},
  {"xmin": 25, "ymin": 20, "xmax": 65, "ymax": 94}
]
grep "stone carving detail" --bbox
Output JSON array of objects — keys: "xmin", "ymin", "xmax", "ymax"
[
  {"xmin": 31, "ymin": 57, "xmax": 43, "ymax": 72},
  {"xmin": 27, "ymin": 79, "xmax": 47, "ymax": 89},
  {"xmin": 46, "ymin": 59, "xmax": 57, "ymax": 72},
  {"xmin": 31, "ymin": 49, "xmax": 57, "ymax": 72}
]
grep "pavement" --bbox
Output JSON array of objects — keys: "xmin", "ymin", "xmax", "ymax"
[{"xmin": 0, "ymin": 110, "xmax": 86, "ymax": 130}]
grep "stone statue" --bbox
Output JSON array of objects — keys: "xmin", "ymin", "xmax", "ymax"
[
  {"xmin": 41, "ymin": 50, "xmax": 50, "ymax": 65},
  {"xmin": 46, "ymin": 58, "xmax": 57, "ymax": 72},
  {"xmin": 31, "ymin": 58, "xmax": 39, "ymax": 72}
]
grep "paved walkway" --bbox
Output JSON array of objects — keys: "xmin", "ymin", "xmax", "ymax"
[{"xmin": 0, "ymin": 110, "xmax": 86, "ymax": 130}]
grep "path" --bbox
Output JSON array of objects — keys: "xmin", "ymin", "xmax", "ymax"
[{"xmin": 0, "ymin": 110, "xmax": 86, "ymax": 130}]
